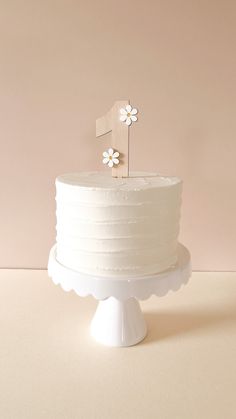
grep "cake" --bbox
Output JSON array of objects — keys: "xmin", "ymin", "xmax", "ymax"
[{"xmin": 55, "ymin": 171, "xmax": 182, "ymax": 278}]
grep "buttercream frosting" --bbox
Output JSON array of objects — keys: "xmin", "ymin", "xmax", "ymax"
[{"xmin": 55, "ymin": 171, "xmax": 182, "ymax": 278}]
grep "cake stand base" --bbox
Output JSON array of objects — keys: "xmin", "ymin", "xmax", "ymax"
[
  {"xmin": 90, "ymin": 297, "xmax": 147, "ymax": 347},
  {"xmin": 48, "ymin": 243, "xmax": 191, "ymax": 347}
]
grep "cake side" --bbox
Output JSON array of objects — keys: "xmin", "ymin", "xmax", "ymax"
[{"xmin": 55, "ymin": 172, "xmax": 182, "ymax": 278}]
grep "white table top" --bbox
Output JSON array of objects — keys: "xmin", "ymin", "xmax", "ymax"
[{"xmin": 1, "ymin": 269, "xmax": 236, "ymax": 419}]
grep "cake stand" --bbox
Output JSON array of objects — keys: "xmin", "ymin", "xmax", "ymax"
[{"xmin": 48, "ymin": 243, "xmax": 191, "ymax": 347}]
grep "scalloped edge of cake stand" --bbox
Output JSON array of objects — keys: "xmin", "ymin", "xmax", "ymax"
[{"xmin": 48, "ymin": 243, "xmax": 191, "ymax": 302}]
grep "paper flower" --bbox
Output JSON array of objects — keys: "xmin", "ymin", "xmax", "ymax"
[
  {"xmin": 102, "ymin": 148, "xmax": 120, "ymax": 168},
  {"xmin": 120, "ymin": 104, "xmax": 138, "ymax": 126}
]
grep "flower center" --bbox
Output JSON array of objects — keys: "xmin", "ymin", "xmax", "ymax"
[
  {"xmin": 127, "ymin": 112, "xmax": 131, "ymax": 117},
  {"xmin": 109, "ymin": 155, "xmax": 113, "ymax": 160}
]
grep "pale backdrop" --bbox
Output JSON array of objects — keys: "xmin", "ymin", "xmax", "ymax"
[{"xmin": 0, "ymin": 0, "xmax": 235, "ymax": 270}]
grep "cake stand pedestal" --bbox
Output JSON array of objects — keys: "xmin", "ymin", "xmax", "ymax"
[{"xmin": 48, "ymin": 244, "xmax": 191, "ymax": 347}]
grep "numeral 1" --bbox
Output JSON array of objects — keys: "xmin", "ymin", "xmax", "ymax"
[{"xmin": 96, "ymin": 100, "xmax": 130, "ymax": 177}]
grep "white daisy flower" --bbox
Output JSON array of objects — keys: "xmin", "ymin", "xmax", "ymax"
[
  {"xmin": 102, "ymin": 148, "xmax": 120, "ymax": 168},
  {"xmin": 120, "ymin": 104, "xmax": 138, "ymax": 126}
]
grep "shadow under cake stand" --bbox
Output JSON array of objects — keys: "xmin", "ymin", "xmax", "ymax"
[{"xmin": 48, "ymin": 243, "xmax": 191, "ymax": 347}]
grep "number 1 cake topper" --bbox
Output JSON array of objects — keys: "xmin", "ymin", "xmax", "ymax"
[{"xmin": 96, "ymin": 100, "xmax": 138, "ymax": 177}]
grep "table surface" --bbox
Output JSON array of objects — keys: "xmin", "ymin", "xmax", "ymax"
[{"xmin": 0, "ymin": 270, "xmax": 236, "ymax": 419}]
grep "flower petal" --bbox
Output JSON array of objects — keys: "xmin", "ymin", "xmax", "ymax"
[
  {"xmin": 120, "ymin": 108, "xmax": 127, "ymax": 115},
  {"xmin": 103, "ymin": 151, "xmax": 109, "ymax": 158},
  {"xmin": 103, "ymin": 157, "xmax": 109, "ymax": 164},
  {"xmin": 108, "ymin": 148, "xmax": 114, "ymax": 155},
  {"xmin": 120, "ymin": 115, "xmax": 127, "ymax": 122},
  {"xmin": 126, "ymin": 104, "xmax": 132, "ymax": 113},
  {"xmin": 113, "ymin": 151, "xmax": 119, "ymax": 158},
  {"xmin": 130, "ymin": 108, "xmax": 138, "ymax": 115},
  {"xmin": 131, "ymin": 115, "xmax": 138, "ymax": 122},
  {"xmin": 113, "ymin": 158, "xmax": 119, "ymax": 165},
  {"xmin": 126, "ymin": 117, "xmax": 132, "ymax": 126},
  {"xmin": 108, "ymin": 160, "xmax": 113, "ymax": 168}
]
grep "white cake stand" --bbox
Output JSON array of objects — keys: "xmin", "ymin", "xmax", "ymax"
[{"xmin": 48, "ymin": 243, "xmax": 191, "ymax": 347}]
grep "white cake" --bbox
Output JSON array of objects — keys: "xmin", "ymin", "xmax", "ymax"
[{"xmin": 55, "ymin": 171, "xmax": 182, "ymax": 278}]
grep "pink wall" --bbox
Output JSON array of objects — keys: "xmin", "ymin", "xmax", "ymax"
[{"xmin": 1, "ymin": 1, "xmax": 236, "ymax": 270}]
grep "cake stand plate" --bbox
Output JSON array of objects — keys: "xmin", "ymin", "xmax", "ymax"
[{"xmin": 48, "ymin": 243, "xmax": 191, "ymax": 347}]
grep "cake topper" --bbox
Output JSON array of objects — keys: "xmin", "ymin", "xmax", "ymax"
[{"xmin": 96, "ymin": 100, "xmax": 138, "ymax": 177}]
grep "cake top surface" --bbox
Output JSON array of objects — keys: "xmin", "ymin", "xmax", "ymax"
[{"xmin": 56, "ymin": 171, "xmax": 182, "ymax": 191}]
